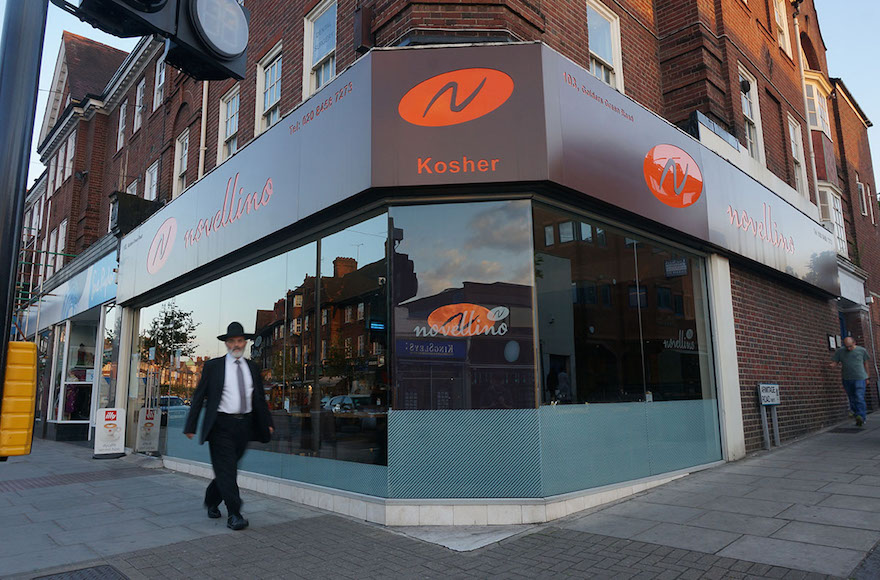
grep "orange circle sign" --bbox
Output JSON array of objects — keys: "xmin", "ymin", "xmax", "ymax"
[
  {"xmin": 643, "ymin": 145, "xmax": 703, "ymax": 208},
  {"xmin": 427, "ymin": 303, "xmax": 492, "ymax": 337},
  {"xmin": 399, "ymin": 68, "xmax": 514, "ymax": 127}
]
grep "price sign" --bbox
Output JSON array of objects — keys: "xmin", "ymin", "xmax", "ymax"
[{"xmin": 758, "ymin": 383, "xmax": 780, "ymax": 406}]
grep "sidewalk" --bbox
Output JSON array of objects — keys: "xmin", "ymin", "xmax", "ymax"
[{"xmin": 1, "ymin": 419, "xmax": 878, "ymax": 579}]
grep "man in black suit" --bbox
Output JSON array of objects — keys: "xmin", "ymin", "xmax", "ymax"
[{"xmin": 184, "ymin": 322, "xmax": 274, "ymax": 530}]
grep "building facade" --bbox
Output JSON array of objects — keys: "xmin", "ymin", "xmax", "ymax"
[{"xmin": 17, "ymin": 0, "xmax": 877, "ymax": 524}]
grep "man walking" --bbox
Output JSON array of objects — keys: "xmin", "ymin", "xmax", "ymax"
[
  {"xmin": 184, "ymin": 322, "xmax": 274, "ymax": 530},
  {"xmin": 830, "ymin": 336, "xmax": 870, "ymax": 427}
]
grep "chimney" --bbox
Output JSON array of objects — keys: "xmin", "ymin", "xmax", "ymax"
[{"xmin": 333, "ymin": 257, "xmax": 357, "ymax": 278}]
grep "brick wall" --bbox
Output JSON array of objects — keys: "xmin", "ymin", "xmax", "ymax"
[{"xmin": 730, "ymin": 262, "xmax": 847, "ymax": 451}]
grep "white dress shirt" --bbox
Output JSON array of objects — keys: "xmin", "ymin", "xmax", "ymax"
[{"xmin": 218, "ymin": 353, "xmax": 254, "ymax": 414}]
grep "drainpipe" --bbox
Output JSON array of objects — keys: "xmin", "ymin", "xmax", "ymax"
[
  {"xmin": 791, "ymin": 1, "xmax": 820, "ymax": 206},
  {"xmin": 198, "ymin": 80, "xmax": 208, "ymax": 179}
]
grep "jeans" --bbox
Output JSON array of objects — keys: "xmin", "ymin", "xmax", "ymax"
[{"xmin": 842, "ymin": 379, "xmax": 867, "ymax": 421}]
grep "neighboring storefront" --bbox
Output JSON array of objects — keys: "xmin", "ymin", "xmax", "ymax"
[
  {"xmin": 21, "ymin": 250, "xmax": 120, "ymax": 441},
  {"xmin": 115, "ymin": 43, "xmax": 838, "ymax": 519}
]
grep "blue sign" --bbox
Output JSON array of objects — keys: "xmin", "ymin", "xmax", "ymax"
[{"xmin": 396, "ymin": 339, "xmax": 466, "ymax": 360}]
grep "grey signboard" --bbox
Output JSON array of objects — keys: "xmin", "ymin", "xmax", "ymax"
[{"xmin": 116, "ymin": 43, "xmax": 838, "ymax": 304}]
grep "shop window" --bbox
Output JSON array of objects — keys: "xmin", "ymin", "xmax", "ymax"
[
  {"xmin": 145, "ymin": 160, "xmax": 159, "ymax": 201},
  {"xmin": 256, "ymin": 44, "xmax": 282, "ymax": 133},
  {"xmin": 134, "ymin": 78, "xmax": 145, "ymax": 132},
  {"xmin": 391, "ymin": 200, "xmax": 536, "ymax": 410},
  {"xmin": 787, "ymin": 115, "xmax": 807, "ymax": 196},
  {"xmin": 173, "ymin": 129, "xmax": 189, "ymax": 198},
  {"xmin": 48, "ymin": 323, "xmax": 67, "ymax": 420},
  {"xmin": 303, "ymin": 0, "xmax": 336, "ymax": 98},
  {"xmin": 773, "ymin": 0, "xmax": 792, "ymax": 55},
  {"xmin": 117, "ymin": 99, "xmax": 127, "ymax": 151},
  {"xmin": 739, "ymin": 66, "xmax": 764, "ymax": 163},
  {"xmin": 220, "ymin": 85, "xmax": 240, "ymax": 161},
  {"xmin": 587, "ymin": 0, "xmax": 623, "ymax": 92},
  {"xmin": 153, "ymin": 57, "xmax": 165, "ymax": 111},
  {"xmin": 532, "ymin": 204, "xmax": 716, "ymax": 406},
  {"xmin": 805, "ymin": 82, "xmax": 831, "ymax": 137}
]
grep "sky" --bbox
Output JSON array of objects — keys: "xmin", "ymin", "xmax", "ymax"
[{"xmin": 0, "ymin": 0, "xmax": 877, "ymax": 189}]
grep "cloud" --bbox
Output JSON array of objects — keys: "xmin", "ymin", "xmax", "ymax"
[
  {"xmin": 463, "ymin": 201, "xmax": 532, "ymax": 251},
  {"xmin": 415, "ymin": 249, "xmax": 528, "ymax": 296}
]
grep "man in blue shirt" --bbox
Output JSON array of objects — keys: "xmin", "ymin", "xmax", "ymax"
[{"xmin": 831, "ymin": 337, "xmax": 870, "ymax": 427}]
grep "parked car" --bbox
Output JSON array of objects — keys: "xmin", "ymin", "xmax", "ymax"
[{"xmin": 159, "ymin": 395, "xmax": 189, "ymax": 426}]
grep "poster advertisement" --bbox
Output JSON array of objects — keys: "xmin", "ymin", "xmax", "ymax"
[
  {"xmin": 136, "ymin": 407, "xmax": 160, "ymax": 453},
  {"xmin": 94, "ymin": 408, "xmax": 125, "ymax": 456}
]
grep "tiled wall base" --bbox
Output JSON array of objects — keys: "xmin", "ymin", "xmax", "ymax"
[{"xmin": 163, "ymin": 456, "xmax": 721, "ymax": 526}]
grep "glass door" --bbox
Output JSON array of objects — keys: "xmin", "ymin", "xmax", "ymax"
[
  {"xmin": 48, "ymin": 322, "xmax": 68, "ymax": 421},
  {"xmin": 61, "ymin": 313, "xmax": 100, "ymax": 423}
]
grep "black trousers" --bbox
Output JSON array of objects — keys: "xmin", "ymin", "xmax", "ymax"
[{"xmin": 205, "ymin": 413, "xmax": 251, "ymax": 515}]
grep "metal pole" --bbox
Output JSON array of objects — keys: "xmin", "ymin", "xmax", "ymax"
[
  {"xmin": 760, "ymin": 405, "xmax": 771, "ymax": 451},
  {"xmin": 0, "ymin": 0, "xmax": 50, "ymax": 413}
]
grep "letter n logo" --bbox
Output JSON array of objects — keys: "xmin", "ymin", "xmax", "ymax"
[
  {"xmin": 643, "ymin": 145, "xmax": 704, "ymax": 208},
  {"xmin": 399, "ymin": 68, "xmax": 514, "ymax": 127}
]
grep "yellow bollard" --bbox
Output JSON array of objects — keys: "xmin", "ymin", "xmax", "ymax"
[{"xmin": 0, "ymin": 342, "xmax": 37, "ymax": 457}]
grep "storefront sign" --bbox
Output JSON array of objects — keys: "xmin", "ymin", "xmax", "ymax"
[
  {"xmin": 415, "ymin": 304, "xmax": 510, "ymax": 337},
  {"xmin": 118, "ymin": 43, "xmax": 838, "ymax": 305},
  {"xmin": 396, "ymin": 339, "xmax": 467, "ymax": 359},
  {"xmin": 21, "ymin": 251, "xmax": 117, "ymax": 333},
  {"xmin": 663, "ymin": 329, "xmax": 697, "ymax": 351},
  {"xmin": 136, "ymin": 408, "xmax": 160, "ymax": 452},
  {"xmin": 94, "ymin": 408, "xmax": 125, "ymax": 455}
]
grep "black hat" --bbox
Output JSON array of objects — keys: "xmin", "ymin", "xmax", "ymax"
[{"xmin": 217, "ymin": 321, "xmax": 254, "ymax": 341}]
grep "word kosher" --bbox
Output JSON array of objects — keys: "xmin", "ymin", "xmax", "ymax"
[
  {"xmin": 726, "ymin": 202, "xmax": 795, "ymax": 254},
  {"xmin": 184, "ymin": 173, "xmax": 273, "ymax": 248}
]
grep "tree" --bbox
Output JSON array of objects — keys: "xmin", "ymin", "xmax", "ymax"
[{"xmin": 140, "ymin": 300, "xmax": 199, "ymax": 371}]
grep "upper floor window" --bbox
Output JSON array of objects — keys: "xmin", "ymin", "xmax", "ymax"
[
  {"xmin": 54, "ymin": 146, "xmax": 65, "ymax": 190},
  {"xmin": 117, "ymin": 99, "xmax": 127, "ymax": 151},
  {"xmin": 56, "ymin": 219, "xmax": 67, "ymax": 270},
  {"xmin": 304, "ymin": 1, "xmax": 337, "ymax": 97},
  {"xmin": 64, "ymin": 130, "xmax": 76, "ymax": 179},
  {"xmin": 48, "ymin": 156, "xmax": 55, "ymax": 194},
  {"xmin": 126, "ymin": 179, "xmax": 138, "ymax": 197},
  {"xmin": 587, "ymin": 0, "xmax": 623, "ymax": 92},
  {"xmin": 787, "ymin": 115, "xmax": 807, "ymax": 196},
  {"xmin": 739, "ymin": 66, "xmax": 764, "ymax": 163},
  {"xmin": 220, "ymin": 85, "xmax": 240, "ymax": 161},
  {"xmin": 257, "ymin": 44, "xmax": 282, "ymax": 133},
  {"xmin": 805, "ymin": 83, "xmax": 831, "ymax": 137},
  {"xmin": 818, "ymin": 187, "xmax": 847, "ymax": 257},
  {"xmin": 46, "ymin": 227, "xmax": 57, "ymax": 278},
  {"xmin": 773, "ymin": 0, "xmax": 792, "ymax": 55},
  {"xmin": 173, "ymin": 128, "xmax": 189, "ymax": 198},
  {"xmin": 145, "ymin": 159, "xmax": 159, "ymax": 201},
  {"xmin": 856, "ymin": 173, "xmax": 874, "ymax": 225},
  {"xmin": 134, "ymin": 78, "xmax": 146, "ymax": 132},
  {"xmin": 357, "ymin": 302, "xmax": 364, "ymax": 320},
  {"xmin": 153, "ymin": 57, "xmax": 165, "ymax": 111}
]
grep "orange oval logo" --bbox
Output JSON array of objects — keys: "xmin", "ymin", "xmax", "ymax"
[
  {"xmin": 427, "ymin": 303, "xmax": 492, "ymax": 337},
  {"xmin": 643, "ymin": 145, "xmax": 703, "ymax": 208},
  {"xmin": 399, "ymin": 68, "xmax": 514, "ymax": 127}
]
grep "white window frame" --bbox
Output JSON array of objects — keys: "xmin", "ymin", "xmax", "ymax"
[
  {"xmin": 126, "ymin": 179, "xmax": 138, "ymax": 197},
  {"xmin": 302, "ymin": 0, "xmax": 337, "ymax": 99},
  {"xmin": 805, "ymin": 81, "xmax": 831, "ymax": 137},
  {"xmin": 586, "ymin": 0, "xmax": 624, "ymax": 93},
  {"xmin": 773, "ymin": 0, "xmax": 792, "ymax": 56},
  {"xmin": 64, "ymin": 130, "xmax": 76, "ymax": 179},
  {"xmin": 47, "ymin": 227, "xmax": 57, "ymax": 278},
  {"xmin": 345, "ymin": 305, "xmax": 353, "ymax": 323},
  {"xmin": 787, "ymin": 114, "xmax": 808, "ymax": 197},
  {"xmin": 857, "ymin": 174, "xmax": 868, "ymax": 217},
  {"xmin": 173, "ymin": 128, "xmax": 189, "ymax": 198},
  {"xmin": 218, "ymin": 84, "xmax": 241, "ymax": 163},
  {"xmin": 108, "ymin": 201, "xmax": 114, "ymax": 233},
  {"xmin": 134, "ymin": 78, "xmax": 146, "ymax": 132},
  {"xmin": 48, "ymin": 155, "xmax": 56, "ymax": 194},
  {"xmin": 55, "ymin": 146, "xmax": 65, "ymax": 188},
  {"xmin": 738, "ymin": 65, "xmax": 765, "ymax": 165},
  {"xmin": 357, "ymin": 302, "xmax": 364, "ymax": 320},
  {"xmin": 818, "ymin": 186, "xmax": 847, "ymax": 257},
  {"xmin": 145, "ymin": 159, "xmax": 159, "ymax": 201},
  {"xmin": 868, "ymin": 183, "xmax": 876, "ymax": 225},
  {"xmin": 293, "ymin": 294, "xmax": 303, "ymax": 307},
  {"xmin": 153, "ymin": 57, "xmax": 165, "ymax": 111},
  {"xmin": 56, "ymin": 219, "xmax": 67, "ymax": 270},
  {"xmin": 117, "ymin": 99, "xmax": 127, "ymax": 151},
  {"xmin": 255, "ymin": 43, "xmax": 283, "ymax": 135}
]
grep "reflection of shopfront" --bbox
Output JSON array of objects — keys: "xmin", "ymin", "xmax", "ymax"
[{"xmin": 114, "ymin": 44, "xmax": 839, "ymax": 522}]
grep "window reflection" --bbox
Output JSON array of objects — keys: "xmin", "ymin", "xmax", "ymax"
[
  {"xmin": 533, "ymin": 204, "xmax": 715, "ymax": 404},
  {"xmin": 390, "ymin": 200, "xmax": 536, "ymax": 410}
]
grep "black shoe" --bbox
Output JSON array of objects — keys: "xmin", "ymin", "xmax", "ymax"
[
  {"xmin": 207, "ymin": 505, "xmax": 221, "ymax": 519},
  {"xmin": 227, "ymin": 513, "xmax": 249, "ymax": 530}
]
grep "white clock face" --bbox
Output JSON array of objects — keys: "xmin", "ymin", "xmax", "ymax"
[{"xmin": 190, "ymin": 0, "xmax": 248, "ymax": 59}]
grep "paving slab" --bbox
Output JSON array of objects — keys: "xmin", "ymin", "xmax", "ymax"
[
  {"xmin": 687, "ymin": 510, "xmax": 788, "ymax": 536},
  {"xmin": 701, "ymin": 496, "xmax": 793, "ymax": 517},
  {"xmin": 771, "ymin": 521, "xmax": 880, "ymax": 551},
  {"xmin": 633, "ymin": 522, "xmax": 740, "ymax": 553},
  {"xmin": 718, "ymin": 535, "xmax": 865, "ymax": 577},
  {"xmin": 639, "ymin": 489, "xmax": 719, "ymax": 508},
  {"xmin": 777, "ymin": 504, "xmax": 880, "ymax": 531},
  {"xmin": 817, "ymin": 494, "xmax": 880, "ymax": 513},
  {"xmin": 559, "ymin": 512, "xmax": 660, "ymax": 539},
  {"xmin": 389, "ymin": 525, "xmax": 529, "ymax": 551},
  {"xmin": 818, "ymin": 482, "xmax": 880, "ymax": 499},
  {"xmin": 599, "ymin": 500, "xmax": 704, "ymax": 524},
  {"xmin": 744, "ymin": 487, "xmax": 830, "ymax": 506}
]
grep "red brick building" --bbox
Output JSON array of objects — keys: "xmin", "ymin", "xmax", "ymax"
[{"xmin": 20, "ymin": 0, "xmax": 877, "ymax": 458}]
